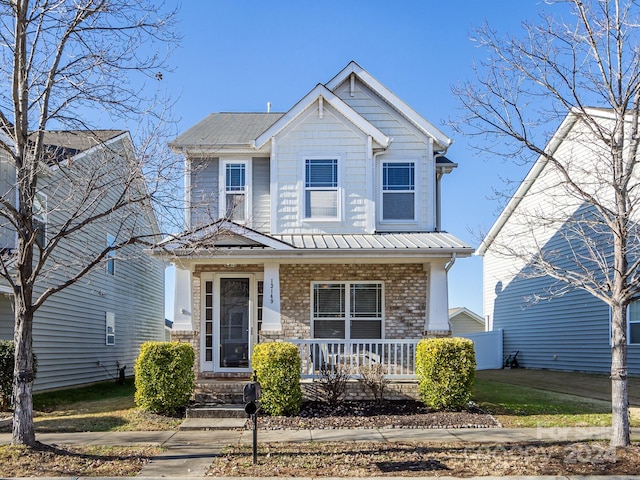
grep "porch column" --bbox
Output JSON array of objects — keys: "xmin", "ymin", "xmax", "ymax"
[
  {"xmin": 172, "ymin": 265, "xmax": 193, "ymax": 331},
  {"xmin": 262, "ymin": 263, "xmax": 282, "ymax": 332},
  {"xmin": 425, "ymin": 260, "xmax": 451, "ymax": 337}
]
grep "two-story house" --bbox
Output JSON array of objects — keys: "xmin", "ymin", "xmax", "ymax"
[
  {"xmin": 0, "ymin": 130, "xmax": 165, "ymax": 391},
  {"xmin": 159, "ymin": 62, "xmax": 473, "ymax": 397}
]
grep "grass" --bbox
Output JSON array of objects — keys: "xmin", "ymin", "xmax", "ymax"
[
  {"xmin": 3, "ymin": 372, "xmax": 637, "ymax": 432},
  {"xmin": 473, "ymin": 377, "xmax": 636, "ymax": 428},
  {"xmin": 2, "ymin": 378, "xmax": 182, "ymax": 433}
]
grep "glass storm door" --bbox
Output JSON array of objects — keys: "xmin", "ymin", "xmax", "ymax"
[{"xmin": 218, "ymin": 277, "xmax": 250, "ymax": 369}]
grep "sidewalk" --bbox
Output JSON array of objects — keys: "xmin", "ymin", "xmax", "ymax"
[{"xmin": 1, "ymin": 420, "xmax": 639, "ymax": 478}]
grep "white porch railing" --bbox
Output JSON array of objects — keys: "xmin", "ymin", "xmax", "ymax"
[{"xmin": 289, "ymin": 339, "xmax": 419, "ymax": 380}]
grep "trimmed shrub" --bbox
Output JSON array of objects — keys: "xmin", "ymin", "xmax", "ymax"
[
  {"xmin": 416, "ymin": 337, "xmax": 476, "ymax": 410},
  {"xmin": 134, "ymin": 341, "xmax": 195, "ymax": 415},
  {"xmin": 251, "ymin": 342, "xmax": 302, "ymax": 416},
  {"xmin": 0, "ymin": 340, "xmax": 37, "ymax": 411}
]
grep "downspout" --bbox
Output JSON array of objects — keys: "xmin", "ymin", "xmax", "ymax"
[{"xmin": 445, "ymin": 253, "xmax": 456, "ymax": 273}]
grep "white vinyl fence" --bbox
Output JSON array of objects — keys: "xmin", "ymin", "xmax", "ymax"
[{"xmin": 460, "ymin": 329, "xmax": 504, "ymax": 370}]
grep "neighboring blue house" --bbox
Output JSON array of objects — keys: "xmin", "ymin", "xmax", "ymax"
[{"xmin": 478, "ymin": 108, "xmax": 640, "ymax": 374}]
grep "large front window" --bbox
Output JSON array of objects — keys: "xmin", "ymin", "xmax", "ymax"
[
  {"xmin": 305, "ymin": 158, "xmax": 338, "ymax": 219},
  {"xmin": 312, "ymin": 282, "xmax": 383, "ymax": 339},
  {"xmin": 382, "ymin": 161, "xmax": 415, "ymax": 221}
]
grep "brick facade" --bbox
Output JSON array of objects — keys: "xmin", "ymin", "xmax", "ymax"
[
  {"xmin": 263, "ymin": 263, "xmax": 428, "ymax": 341},
  {"xmin": 178, "ymin": 262, "xmax": 429, "ymax": 392}
]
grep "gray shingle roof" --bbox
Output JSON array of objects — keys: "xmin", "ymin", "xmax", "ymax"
[{"xmin": 170, "ymin": 113, "xmax": 284, "ymax": 148}]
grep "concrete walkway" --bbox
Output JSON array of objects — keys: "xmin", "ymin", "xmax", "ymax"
[{"xmin": 1, "ymin": 419, "xmax": 639, "ymax": 479}]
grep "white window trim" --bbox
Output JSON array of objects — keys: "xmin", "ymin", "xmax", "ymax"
[
  {"xmin": 378, "ymin": 159, "xmax": 420, "ymax": 225},
  {"xmin": 301, "ymin": 156, "xmax": 343, "ymax": 223},
  {"xmin": 310, "ymin": 281, "xmax": 385, "ymax": 339},
  {"xmin": 627, "ymin": 302, "xmax": 640, "ymax": 345},
  {"xmin": 106, "ymin": 312, "xmax": 115, "ymax": 346},
  {"xmin": 219, "ymin": 158, "xmax": 252, "ymax": 225}
]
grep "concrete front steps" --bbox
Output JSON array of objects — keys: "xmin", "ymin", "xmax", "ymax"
[{"xmin": 182, "ymin": 404, "xmax": 249, "ymax": 430}]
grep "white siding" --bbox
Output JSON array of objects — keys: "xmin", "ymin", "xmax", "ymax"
[
  {"xmin": 334, "ymin": 78, "xmax": 435, "ymax": 231},
  {"xmin": 274, "ymin": 103, "xmax": 370, "ymax": 234}
]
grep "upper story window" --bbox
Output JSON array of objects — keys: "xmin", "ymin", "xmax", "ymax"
[
  {"xmin": 220, "ymin": 160, "xmax": 250, "ymax": 223},
  {"xmin": 382, "ymin": 161, "xmax": 415, "ymax": 221},
  {"xmin": 106, "ymin": 233, "xmax": 116, "ymax": 275},
  {"xmin": 33, "ymin": 191, "xmax": 47, "ymax": 247},
  {"xmin": 305, "ymin": 158, "xmax": 338, "ymax": 219}
]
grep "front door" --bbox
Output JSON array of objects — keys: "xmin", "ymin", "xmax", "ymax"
[
  {"xmin": 219, "ymin": 277, "xmax": 250, "ymax": 370},
  {"xmin": 202, "ymin": 274, "xmax": 262, "ymax": 373}
]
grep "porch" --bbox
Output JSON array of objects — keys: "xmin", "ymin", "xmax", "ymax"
[
  {"xmin": 290, "ymin": 339, "xmax": 419, "ymax": 380},
  {"xmin": 190, "ymin": 338, "xmax": 421, "ymax": 404}
]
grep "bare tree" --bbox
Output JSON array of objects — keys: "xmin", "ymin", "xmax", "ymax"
[
  {"xmin": 0, "ymin": 0, "xmax": 179, "ymax": 446},
  {"xmin": 455, "ymin": 0, "xmax": 640, "ymax": 446}
]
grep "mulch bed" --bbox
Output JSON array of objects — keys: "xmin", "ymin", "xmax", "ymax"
[{"xmin": 250, "ymin": 400, "xmax": 500, "ymax": 430}]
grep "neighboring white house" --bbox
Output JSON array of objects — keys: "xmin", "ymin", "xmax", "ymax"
[
  {"xmin": 154, "ymin": 61, "xmax": 473, "ymax": 395},
  {"xmin": 0, "ymin": 130, "xmax": 166, "ymax": 391},
  {"xmin": 478, "ymin": 108, "xmax": 640, "ymax": 374},
  {"xmin": 448, "ymin": 307, "xmax": 485, "ymax": 337}
]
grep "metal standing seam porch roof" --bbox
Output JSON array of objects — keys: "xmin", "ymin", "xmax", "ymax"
[
  {"xmin": 154, "ymin": 224, "xmax": 474, "ymax": 258},
  {"xmin": 272, "ymin": 232, "xmax": 471, "ymax": 250}
]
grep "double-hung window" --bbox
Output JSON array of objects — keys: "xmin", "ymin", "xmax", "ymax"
[
  {"xmin": 33, "ymin": 191, "xmax": 47, "ymax": 246},
  {"xmin": 312, "ymin": 282, "xmax": 383, "ymax": 339},
  {"xmin": 305, "ymin": 158, "xmax": 338, "ymax": 219},
  {"xmin": 106, "ymin": 234, "xmax": 116, "ymax": 275},
  {"xmin": 224, "ymin": 162, "xmax": 247, "ymax": 222},
  {"xmin": 628, "ymin": 301, "xmax": 640, "ymax": 344},
  {"xmin": 382, "ymin": 161, "xmax": 415, "ymax": 221}
]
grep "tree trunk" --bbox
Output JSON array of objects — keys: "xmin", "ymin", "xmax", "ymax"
[
  {"xmin": 610, "ymin": 302, "xmax": 630, "ymax": 447},
  {"xmin": 12, "ymin": 297, "xmax": 36, "ymax": 446}
]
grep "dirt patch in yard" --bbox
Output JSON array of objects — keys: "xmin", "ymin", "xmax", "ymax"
[{"xmin": 208, "ymin": 441, "xmax": 640, "ymax": 477}]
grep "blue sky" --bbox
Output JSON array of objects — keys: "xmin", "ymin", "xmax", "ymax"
[{"xmin": 161, "ymin": 0, "xmax": 554, "ymax": 319}]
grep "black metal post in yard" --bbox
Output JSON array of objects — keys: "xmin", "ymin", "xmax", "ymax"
[{"xmin": 252, "ymin": 411, "xmax": 258, "ymax": 465}]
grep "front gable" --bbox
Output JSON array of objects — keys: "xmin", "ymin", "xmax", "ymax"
[{"xmin": 175, "ymin": 61, "xmax": 459, "ymax": 237}]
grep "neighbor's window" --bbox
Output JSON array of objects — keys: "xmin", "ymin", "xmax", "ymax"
[
  {"xmin": 628, "ymin": 301, "xmax": 640, "ymax": 344},
  {"xmin": 382, "ymin": 161, "xmax": 415, "ymax": 221},
  {"xmin": 224, "ymin": 162, "xmax": 246, "ymax": 221},
  {"xmin": 33, "ymin": 191, "xmax": 47, "ymax": 246},
  {"xmin": 106, "ymin": 234, "xmax": 116, "ymax": 275},
  {"xmin": 305, "ymin": 158, "xmax": 338, "ymax": 219},
  {"xmin": 312, "ymin": 282, "xmax": 383, "ymax": 339},
  {"xmin": 106, "ymin": 312, "xmax": 115, "ymax": 345}
]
